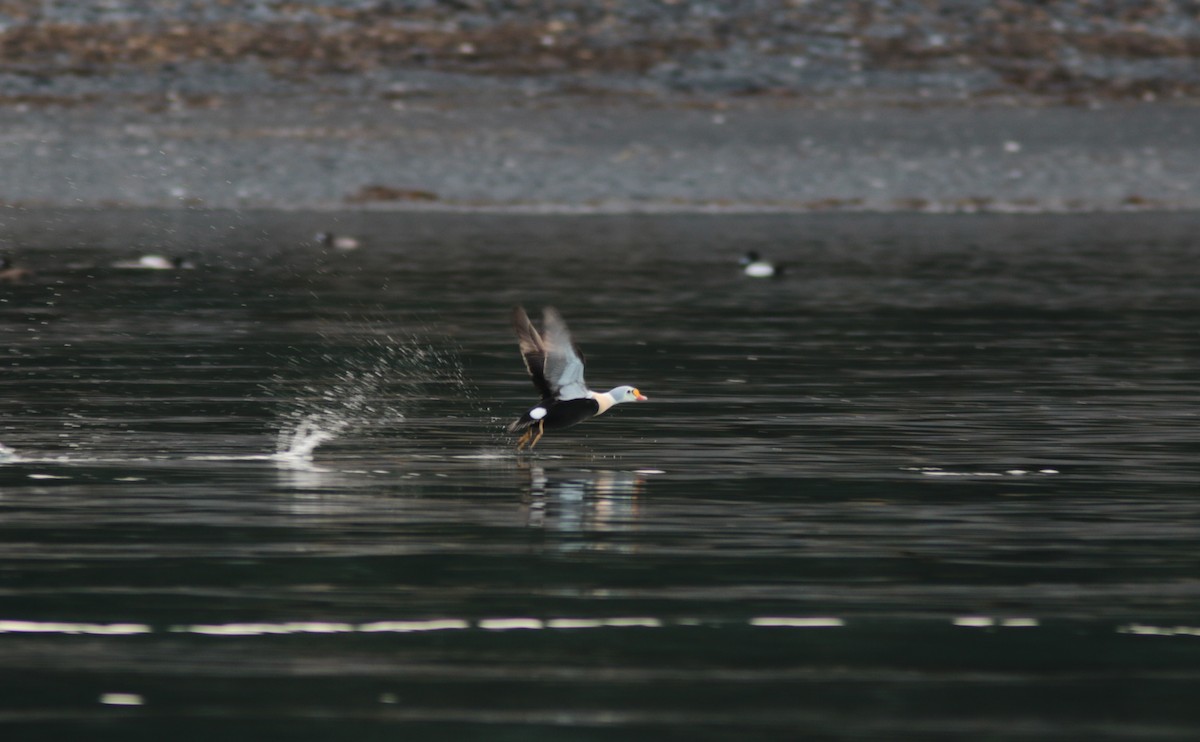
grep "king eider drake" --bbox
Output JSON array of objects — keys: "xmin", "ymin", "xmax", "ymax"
[{"xmin": 508, "ymin": 306, "xmax": 647, "ymax": 451}]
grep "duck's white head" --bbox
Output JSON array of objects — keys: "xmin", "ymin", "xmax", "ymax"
[{"xmin": 607, "ymin": 385, "xmax": 648, "ymax": 404}]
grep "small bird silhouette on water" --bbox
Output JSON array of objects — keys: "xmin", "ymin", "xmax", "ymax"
[
  {"xmin": 508, "ymin": 306, "xmax": 647, "ymax": 451},
  {"xmin": 315, "ymin": 232, "xmax": 362, "ymax": 251},
  {"xmin": 739, "ymin": 251, "xmax": 783, "ymax": 278},
  {"xmin": 0, "ymin": 257, "xmax": 30, "ymax": 283},
  {"xmin": 111, "ymin": 255, "xmax": 195, "ymax": 270}
]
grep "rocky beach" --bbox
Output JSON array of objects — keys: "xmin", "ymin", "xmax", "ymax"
[{"xmin": 2, "ymin": 1, "xmax": 1200, "ymax": 212}]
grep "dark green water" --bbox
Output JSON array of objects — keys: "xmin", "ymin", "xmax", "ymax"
[{"xmin": 1, "ymin": 211, "xmax": 1199, "ymax": 740}]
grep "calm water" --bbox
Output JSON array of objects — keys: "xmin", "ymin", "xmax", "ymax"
[{"xmin": 1, "ymin": 210, "xmax": 1199, "ymax": 740}]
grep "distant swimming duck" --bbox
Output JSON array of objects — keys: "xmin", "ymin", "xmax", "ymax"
[
  {"xmin": 739, "ymin": 251, "xmax": 783, "ymax": 278},
  {"xmin": 315, "ymin": 232, "xmax": 361, "ymax": 251},
  {"xmin": 112, "ymin": 255, "xmax": 195, "ymax": 270},
  {"xmin": 0, "ymin": 257, "xmax": 30, "ymax": 283},
  {"xmin": 509, "ymin": 306, "xmax": 648, "ymax": 451}
]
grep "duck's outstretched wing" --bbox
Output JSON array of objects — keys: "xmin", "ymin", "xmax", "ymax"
[
  {"xmin": 541, "ymin": 307, "xmax": 589, "ymax": 400},
  {"xmin": 511, "ymin": 306, "xmax": 551, "ymax": 399}
]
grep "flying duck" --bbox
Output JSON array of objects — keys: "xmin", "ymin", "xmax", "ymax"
[
  {"xmin": 739, "ymin": 251, "xmax": 783, "ymax": 278},
  {"xmin": 508, "ymin": 306, "xmax": 647, "ymax": 450}
]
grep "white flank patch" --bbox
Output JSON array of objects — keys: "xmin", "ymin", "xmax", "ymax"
[{"xmin": 529, "ymin": 407, "xmax": 547, "ymax": 420}]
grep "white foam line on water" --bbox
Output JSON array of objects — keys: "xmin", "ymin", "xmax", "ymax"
[
  {"xmin": 952, "ymin": 616, "xmax": 1040, "ymax": 628},
  {"xmin": 0, "ymin": 620, "xmax": 152, "ymax": 635},
  {"xmin": 478, "ymin": 618, "xmax": 545, "ymax": 631},
  {"xmin": 99, "ymin": 693, "xmax": 145, "ymax": 706},
  {"xmin": 1000, "ymin": 618, "xmax": 1040, "ymax": 628},
  {"xmin": 358, "ymin": 619, "xmax": 471, "ymax": 633},
  {"xmin": 1119, "ymin": 624, "xmax": 1200, "ymax": 637},
  {"xmin": 176, "ymin": 622, "xmax": 357, "ymax": 636},
  {"xmin": 0, "ymin": 616, "xmax": 835, "ymax": 637},
  {"xmin": 2, "ymin": 455, "xmax": 158, "ymax": 465},
  {"xmin": 603, "ymin": 617, "xmax": 663, "ymax": 628},
  {"xmin": 545, "ymin": 618, "xmax": 609, "ymax": 630},
  {"xmin": 749, "ymin": 617, "xmax": 846, "ymax": 628},
  {"xmin": 3, "ymin": 452, "xmax": 292, "ymax": 468},
  {"xmin": 0, "ymin": 616, "xmax": 1078, "ymax": 638},
  {"xmin": 953, "ymin": 616, "xmax": 996, "ymax": 627},
  {"xmin": 545, "ymin": 618, "xmax": 663, "ymax": 630},
  {"xmin": 902, "ymin": 466, "xmax": 1061, "ymax": 478}
]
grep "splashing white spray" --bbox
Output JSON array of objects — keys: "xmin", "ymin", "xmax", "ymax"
[
  {"xmin": 274, "ymin": 414, "xmax": 351, "ymax": 462},
  {"xmin": 270, "ymin": 332, "xmax": 473, "ymax": 461}
]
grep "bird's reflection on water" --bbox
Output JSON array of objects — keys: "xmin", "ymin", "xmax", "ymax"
[
  {"xmin": 266, "ymin": 454, "xmax": 648, "ymax": 545},
  {"xmin": 520, "ymin": 464, "xmax": 644, "ymax": 540}
]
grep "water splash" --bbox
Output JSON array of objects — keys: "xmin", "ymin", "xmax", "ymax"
[
  {"xmin": 273, "ymin": 414, "xmax": 350, "ymax": 462},
  {"xmin": 270, "ymin": 331, "xmax": 474, "ymax": 461},
  {"xmin": 0, "ymin": 442, "xmax": 18, "ymax": 463}
]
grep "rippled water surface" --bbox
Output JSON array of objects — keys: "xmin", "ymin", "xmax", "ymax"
[{"xmin": 2, "ymin": 210, "xmax": 1199, "ymax": 740}]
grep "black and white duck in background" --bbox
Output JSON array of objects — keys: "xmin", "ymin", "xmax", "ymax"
[
  {"xmin": 508, "ymin": 306, "xmax": 647, "ymax": 451},
  {"xmin": 739, "ymin": 251, "xmax": 783, "ymax": 278},
  {"xmin": 111, "ymin": 255, "xmax": 195, "ymax": 270},
  {"xmin": 315, "ymin": 232, "xmax": 362, "ymax": 251}
]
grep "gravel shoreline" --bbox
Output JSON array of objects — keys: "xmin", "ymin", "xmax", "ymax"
[
  {"xmin": 3, "ymin": 94, "xmax": 1197, "ymax": 213},
  {"xmin": 2, "ymin": 2, "xmax": 1200, "ymax": 213}
]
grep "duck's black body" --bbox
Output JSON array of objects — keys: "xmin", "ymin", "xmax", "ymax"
[{"xmin": 508, "ymin": 397, "xmax": 600, "ymax": 435}]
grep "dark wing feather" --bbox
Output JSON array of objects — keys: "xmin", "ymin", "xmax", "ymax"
[{"xmin": 511, "ymin": 306, "xmax": 552, "ymax": 398}]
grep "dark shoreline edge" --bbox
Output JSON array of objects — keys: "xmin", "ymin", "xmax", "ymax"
[{"xmin": 4, "ymin": 208, "xmax": 1200, "ymax": 259}]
